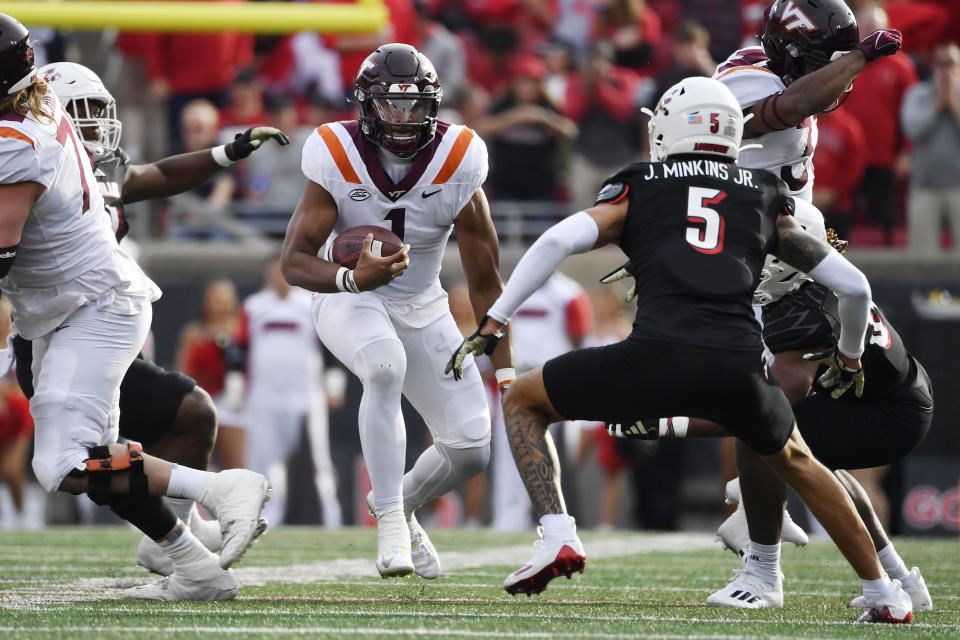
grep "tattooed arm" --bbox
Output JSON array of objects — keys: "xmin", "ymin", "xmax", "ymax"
[{"xmin": 773, "ymin": 213, "xmax": 871, "ymax": 361}]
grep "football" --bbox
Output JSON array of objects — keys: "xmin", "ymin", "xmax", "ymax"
[{"xmin": 331, "ymin": 225, "xmax": 404, "ymax": 270}]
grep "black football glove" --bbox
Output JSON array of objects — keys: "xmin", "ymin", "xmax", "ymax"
[
  {"xmin": 803, "ymin": 348, "xmax": 865, "ymax": 399},
  {"xmin": 226, "ymin": 126, "xmax": 291, "ymax": 161},
  {"xmin": 445, "ymin": 316, "xmax": 504, "ymax": 381},
  {"xmin": 607, "ymin": 419, "xmax": 659, "ymax": 439}
]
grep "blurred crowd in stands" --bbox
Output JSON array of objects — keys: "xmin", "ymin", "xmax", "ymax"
[{"xmin": 30, "ymin": 0, "xmax": 959, "ymax": 252}]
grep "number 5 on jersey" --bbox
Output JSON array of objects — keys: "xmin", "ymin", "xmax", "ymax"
[{"xmin": 685, "ymin": 187, "xmax": 726, "ymax": 254}]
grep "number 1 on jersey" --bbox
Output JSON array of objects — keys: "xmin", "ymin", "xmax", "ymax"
[
  {"xmin": 685, "ymin": 187, "xmax": 726, "ymax": 254},
  {"xmin": 385, "ymin": 208, "xmax": 405, "ymax": 240}
]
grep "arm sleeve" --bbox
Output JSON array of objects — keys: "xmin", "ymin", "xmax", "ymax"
[
  {"xmin": 488, "ymin": 212, "xmax": 599, "ymax": 324},
  {"xmin": 808, "ymin": 251, "xmax": 871, "ymax": 358}
]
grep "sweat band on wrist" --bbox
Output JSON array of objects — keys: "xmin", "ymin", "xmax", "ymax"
[
  {"xmin": 211, "ymin": 145, "xmax": 234, "ymax": 167},
  {"xmin": 495, "ymin": 368, "xmax": 517, "ymax": 390},
  {"xmin": 336, "ymin": 266, "xmax": 357, "ymax": 293}
]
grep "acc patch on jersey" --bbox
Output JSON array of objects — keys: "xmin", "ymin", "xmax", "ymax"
[{"xmin": 595, "ymin": 182, "xmax": 629, "ymax": 205}]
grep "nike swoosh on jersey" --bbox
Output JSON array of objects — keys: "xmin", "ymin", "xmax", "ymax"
[{"xmin": 421, "ymin": 189, "xmax": 441, "ymax": 199}]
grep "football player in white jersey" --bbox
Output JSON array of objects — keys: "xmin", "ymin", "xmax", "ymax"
[
  {"xmin": 0, "ymin": 14, "xmax": 269, "ymax": 600},
  {"xmin": 282, "ymin": 44, "xmax": 513, "ymax": 578},
  {"xmin": 232, "ymin": 256, "xmax": 342, "ymax": 528}
]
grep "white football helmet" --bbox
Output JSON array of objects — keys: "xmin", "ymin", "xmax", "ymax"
[
  {"xmin": 754, "ymin": 198, "xmax": 828, "ymax": 306},
  {"xmin": 38, "ymin": 62, "xmax": 121, "ymax": 155},
  {"xmin": 646, "ymin": 76, "xmax": 744, "ymax": 163}
]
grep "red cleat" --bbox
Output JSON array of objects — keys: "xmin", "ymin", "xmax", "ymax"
[{"xmin": 504, "ymin": 518, "xmax": 586, "ymax": 596}]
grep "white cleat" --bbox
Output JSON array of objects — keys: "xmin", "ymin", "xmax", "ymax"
[
  {"xmin": 366, "ymin": 491, "xmax": 440, "ymax": 579},
  {"xmin": 856, "ymin": 579, "xmax": 913, "ymax": 623},
  {"xmin": 706, "ymin": 568, "xmax": 783, "ymax": 608},
  {"xmin": 715, "ymin": 482, "xmax": 808, "ymax": 557},
  {"xmin": 124, "ymin": 554, "xmax": 237, "ymax": 601},
  {"xmin": 135, "ymin": 537, "xmax": 174, "ymax": 577},
  {"xmin": 197, "ymin": 469, "xmax": 271, "ymax": 568},
  {"xmin": 376, "ymin": 507, "xmax": 414, "ymax": 578},
  {"xmin": 504, "ymin": 517, "xmax": 586, "ymax": 596},
  {"xmin": 189, "ymin": 505, "xmax": 223, "ymax": 552},
  {"xmin": 850, "ymin": 567, "xmax": 932, "ymax": 612}
]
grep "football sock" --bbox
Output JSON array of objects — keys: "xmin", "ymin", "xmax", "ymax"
[
  {"xmin": 540, "ymin": 513, "xmax": 574, "ymax": 540},
  {"xmin": 878, "ymin": 543, "xmax": 909, "ymax": 582},
  {"xmin": 164, "ymin": 497, "xmax": 195, "ymax": 525},
  {"xmin": 159, "ymin": 521, "xmax": 212, "ymax": 569},
  {"xmin": 861, "ymin": 574, "xmax": 894, "ymax": 602},
  {"xmin": 166, "ymin": 464, "xmax": 213, "ymax": 501},
  {"xmin": 745, "ymin": 540, "xmax": 781, "ymax": 585},
  {"xmin": 354, "ymin": 341, "xmax": 407, "ymax": 516},
  {"xmin": 402, "ymin": 442, "xmax": 490, "ymax": 517}
]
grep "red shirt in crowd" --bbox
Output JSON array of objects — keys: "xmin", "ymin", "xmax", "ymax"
[
  {"xmin": 813, "ymin": 107, "xmax": 867, "ymax": 212},
  {"xmin": 840, "ymin": 54, "xmax": 917, "ymax": 169},
  {"xmin": 562, "ymin": 67, "xmax": 639, "ymax": 122},
  {"xmin": 0, "ymin": 386, "xmax": 33, "ymax": 446}
]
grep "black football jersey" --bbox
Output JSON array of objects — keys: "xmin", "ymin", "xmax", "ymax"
[
  {"xmin": 598, "ymin": 156, "xmax": 791, "ymax": 350},
  {"xmin": 814, "ymin": 303, "xmax": 918, "ymax": 402},
  {"xmin": 92, "ymin": 147, "xmax": 131, "ymax": 241}
]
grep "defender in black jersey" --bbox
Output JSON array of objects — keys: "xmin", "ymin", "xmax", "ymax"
[
  {"xmin": 16, "ymin": 61, "xmax": 287, "ymax": 576},
  {"xmin": 447, "ymin": 77, "xmax": 912, "ymax": 623}
]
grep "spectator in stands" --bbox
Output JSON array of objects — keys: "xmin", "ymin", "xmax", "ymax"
[
  {"xmin": 176, "ymin": 279, "xmax": 245, "ymax": 469},
  {"xmin": 902, "ymin": 42, "xmax": 960, "ymax": 253},
  {"xmin": 415, "ymin": 1, "xmax": 467, "ymax": 99},
  {"xmin": 653, "ymin": 20, "xmax": 715, "ymax": 100},
  {"xmin": 439, "ymin": 85, "xmax": 490, "ymax": 129},
  {"xmin": 220, "ymin": 67, "xmax": 266, "ymax": 130},
  {"xmin": 140, "ymin": 6, "xmax": 254, "ymax": 152},
  {"xmin": 591, "ymin": 0, "xmax": 662, "ymax": 70},
  {"xmin": 541, "ymin": 38, "xmax": 577, "ymax": 107},
  {"xmin": 476, "ymin": 55, "xmax": 577, "ymax": 201},
  {"xmin": 170, "ymin": 100, "xmax": 236, "ymax": 239},
  {"xmin": 813, "ymin": 107, "xmax": 868, "ymax": 239},
  {"xmin": 844, "ymin": 3, "xmax": 917, "ymax": 244},
  {"xmin": 0, "ymin": 298, "xmax": 33, "ymax": 526},
  {"xmin": 564, "ymin": 41, "xmax": 641, "ymax": 208},
  {"xmin": 681, "ymin": 0, "xmax": 743, "ymax": 62},
  {"xmin": 235, "ymin": 93, "xmax": 309, "ymax": 228}
]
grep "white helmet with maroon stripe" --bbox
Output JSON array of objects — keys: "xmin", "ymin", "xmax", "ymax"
[{"xmin": 646, "ymin": 76, "xmax": 744, "ymax": 163}]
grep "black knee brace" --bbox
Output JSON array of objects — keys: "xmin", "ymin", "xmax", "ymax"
[{"xmin": 83, "ymin": 441, "xmax": 149, "ymax": 506}]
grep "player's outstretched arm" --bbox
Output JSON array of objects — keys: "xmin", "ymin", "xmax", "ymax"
[
  {"xmin": 121, "ymin": 127, "xmax": 290, "ymax": 203},
  {"xmin": 773, "ymin": 211, "xmax": 870, "ymax": 395},
  {"xmin": 446, "ymin": 199, "xmax": 627, "ymax": 379},
  {"xmin": 281, "ymin": 180, "xmax": 408, "ymax": 293},
  {"xmin": 454, "ymin": 188, "xmax": 514, "ymax": 373},
  {"xmin": 744, "ymin": 29, "xmax": 902, "ymax": 137}
]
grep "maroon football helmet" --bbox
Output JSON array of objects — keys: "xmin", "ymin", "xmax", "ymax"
[
  {"xmin": 355, "ymin": 43, "xmax": 442, "ymax": 157},
  {"xmin": 0, "ymin": 14, "xmax": 34, "ymax": 96},
  {"xmin": 761, "ymin": 0, "xmax": 859, "ymax": 86}
]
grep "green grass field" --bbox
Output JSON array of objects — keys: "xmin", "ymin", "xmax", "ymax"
[{"xmin": 0, "ymin": 527, "xmax": 958, "ymax": 638}]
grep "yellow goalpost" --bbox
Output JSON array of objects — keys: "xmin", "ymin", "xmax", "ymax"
[{"xmin": 0, "ymin": 0, "xmax": 387, "ymax": 33}]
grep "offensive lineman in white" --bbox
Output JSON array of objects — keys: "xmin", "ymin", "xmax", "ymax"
[
  {"xmin": 282, "ymin": 43, "xmax": 513, "ymax": 577},
  {"xmin": 0, "ymin": 14, "xmax": 268, "ymax": 600}
]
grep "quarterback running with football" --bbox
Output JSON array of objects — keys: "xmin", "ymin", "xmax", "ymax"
[
  {"xmin": 282, "ymin": 44, "xmax": 513, "ymax": 578},
  {"xmin": 448, "ymin": 76, "xmax": 912, "ymax": 623},
  {"xmin": 0, "ymin": 14, "xmax": 270, "ymax": 600},
  {"xmin": 6, "ymin": 61, "xmax": 289, "ymax": 578}
]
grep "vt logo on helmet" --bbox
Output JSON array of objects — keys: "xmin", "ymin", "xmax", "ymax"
[
  {"xmin": 355, "ymin": 43, "xmax": 443, "ymax": 158},
  {"xmin": 762, "ymin": 0, "xmax": 859, "ymax": 86},
  {"xmin": 645, "ymin": 77, "xmax": 744, "ymax": 163}
]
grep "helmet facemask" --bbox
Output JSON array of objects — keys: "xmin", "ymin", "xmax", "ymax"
[
  {"xmin": 358, "ymin": 88, "xmax": 440, "ymax": 157},
  {"xmin": 66, "ymin": 94, "xmax": 122, "ymax": 155}
]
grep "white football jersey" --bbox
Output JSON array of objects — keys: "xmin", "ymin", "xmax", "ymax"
[
  {"xmin": 754, "ymin": 198, "xmax": 828, "ymax": 306},
  {"xmin": 243, "ymin": 287, "xmax": 322, "ymax": 398},
  {"xmin": 713, "ymin": 47, "xmax": 817, "ymax": 202},
  {"xmin": 510, "ymin": 272, "xmax": 587, "ymax": 372},
  {"xmin": 0, "ymin": 91, "xmax": 159, "ymax": 339},
  {"xmin": 301, "ymin": 120, "xmax": 487, "ymax": 300}
]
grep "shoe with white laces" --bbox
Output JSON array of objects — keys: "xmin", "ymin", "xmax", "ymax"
[
  {"xmin": 856, "ymin": 580, "xmax": 913, "ymax": 623},
  {"xmin": 124, "ymin": 553, "xmax": 237, "ymax": 601},
  {"xmin": 376, "ymin": 507, "xmax": 415, "ymax": 578},
  {"xmin": 196, "ymin": 469, "xmax": 270, "ymax": 568},
  {"xmin": 504, "ymin": 517, "xmax": 585, "ymax": 596},
  {"xmin": 706, "ymin": 568, "xmax": 783, "ymax": 608},
  {"xmin": 850, "ymin": 567, "xmax": 932, "ymax": 612},
  {"xmin": 716, "ymin": 484, "xmax": 808, "ymax": 556},
  {"xmin": 366, "ymin": 491, "xmax": 440, "ymax": 579}
]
